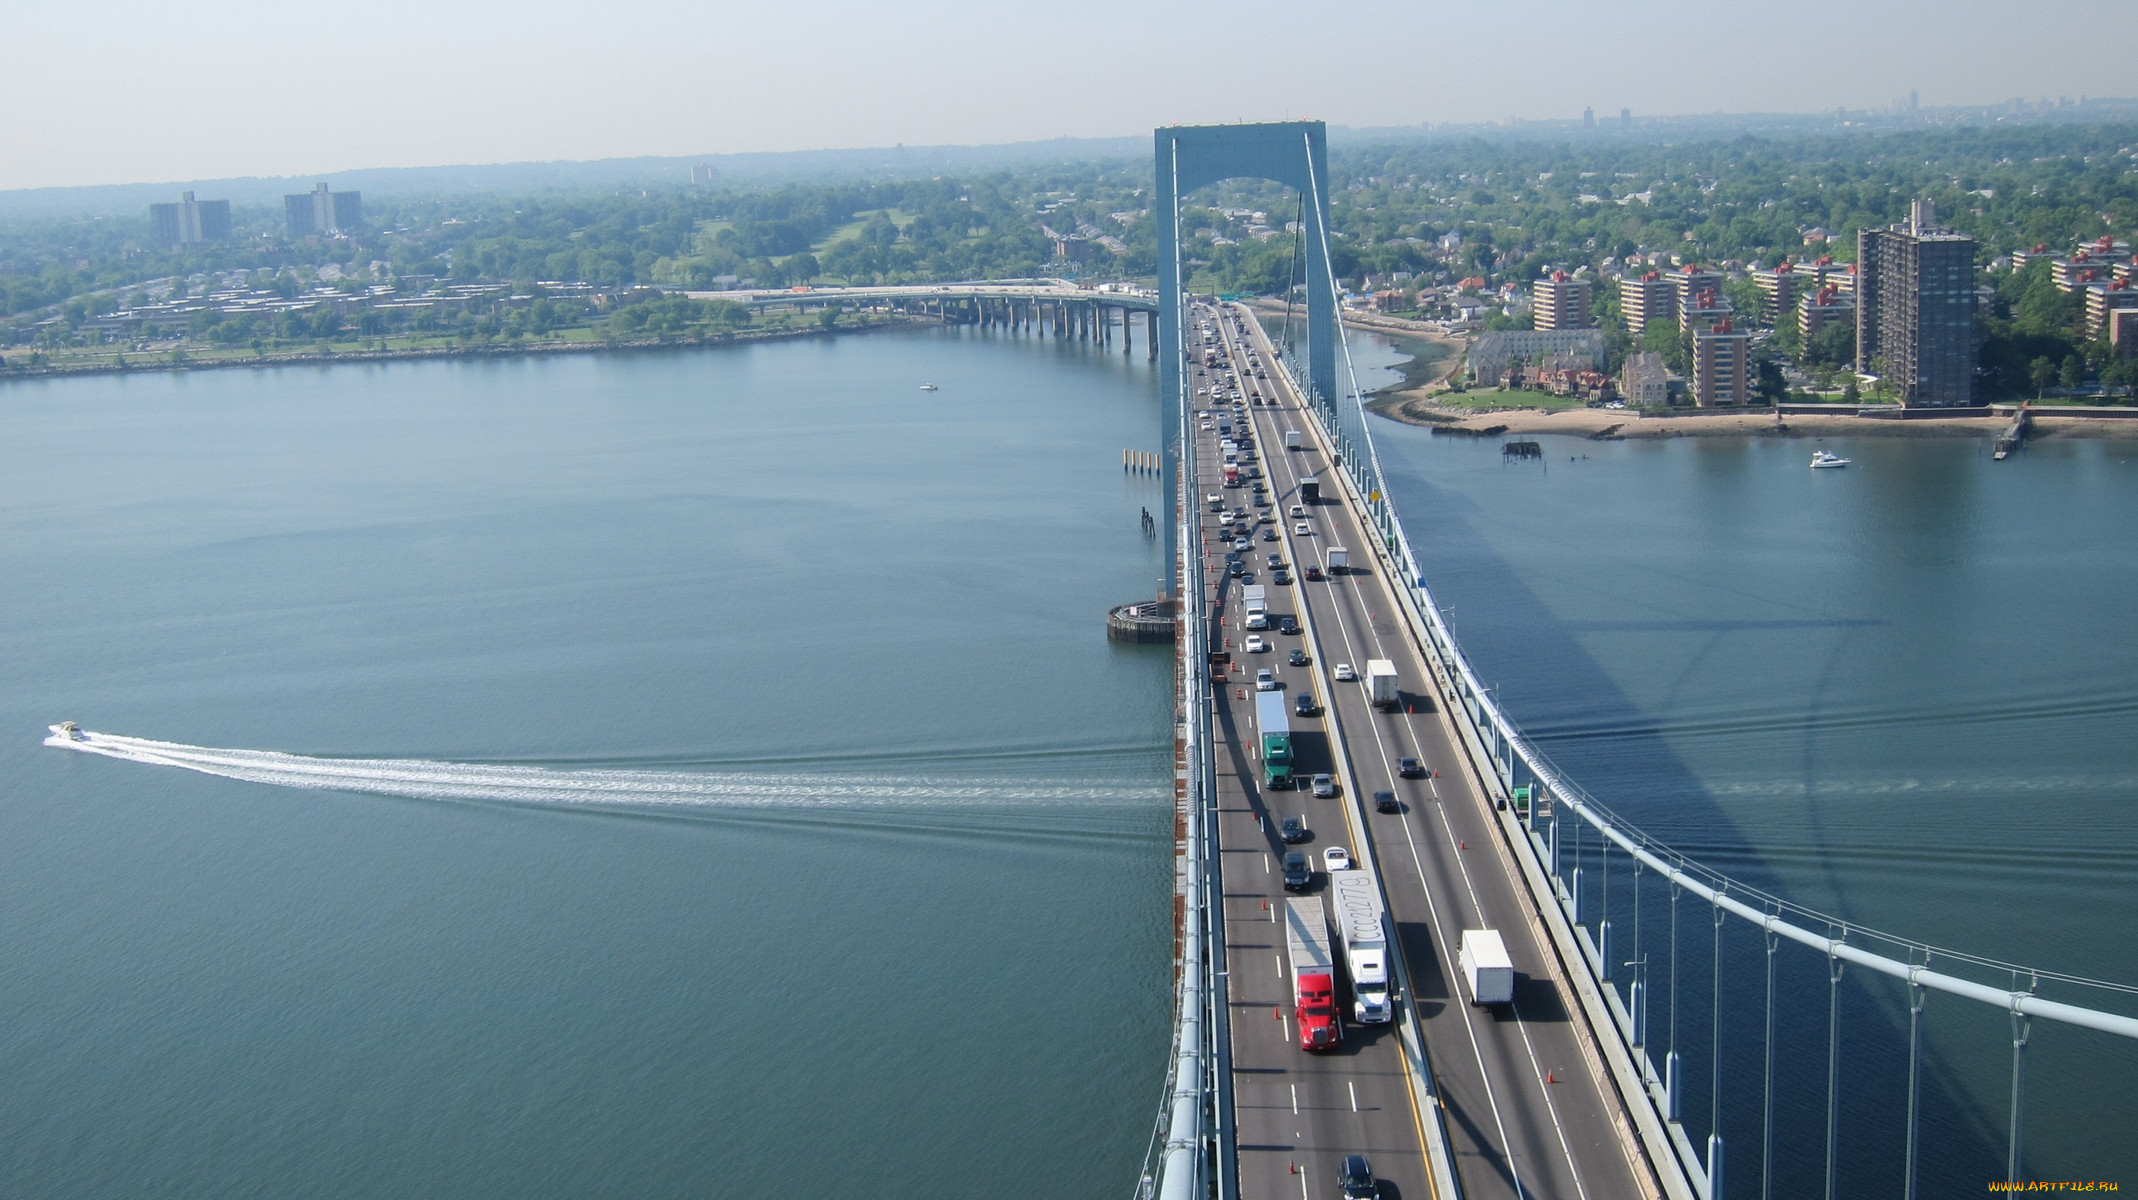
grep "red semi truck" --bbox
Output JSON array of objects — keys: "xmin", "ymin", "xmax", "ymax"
[{"xmin": 1284, "ymin": 897, "xmax": 1340, "ymax": 1050}]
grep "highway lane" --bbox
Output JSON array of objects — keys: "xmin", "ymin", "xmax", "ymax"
[
  {"xmin": 1211, "ymin": 303, "xmax": 1655, "ymax": 1200},
  {"xmin": 1192, "ymin": 310, "xmax": 1435, "ymax": 1200}
]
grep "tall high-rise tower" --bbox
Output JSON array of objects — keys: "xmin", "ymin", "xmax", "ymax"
[{"xmin": 1855, "ymin": 199, "xmax": 1976, "ymax": 407}]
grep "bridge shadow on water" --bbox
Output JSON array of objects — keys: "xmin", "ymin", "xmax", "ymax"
[{"xmin": 1378, "ymin": 454, "xmax": 2010, "ymax": 1196}]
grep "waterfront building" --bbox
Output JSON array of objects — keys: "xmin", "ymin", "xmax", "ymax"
[
  {"xmin": 1620, "ymin": 350, "xmax": 1671, "ymax": 406},
  {"xmin": 285, "ymin": 183, "xmax": 363, "ymax": 237},
  {"xmin": 1751, "ymin": 262, "xmax": 1800, "ymax": 325},
  {"xmin": 2109, "ymin": 308, "xmax": 2138, "ymax": 358},
  {"xmin": 1532, "ymin": 271, "xmax": 1593, "ymax": 330},
  {"xmin": 148, "ymin": 191, "xmax": 231, "ymax": 247},
  {"xmin": 1680, "ymin": 285, "xmax": 1732, "ymax": 334},
  {"xmin": 1467, "ymin": 329, "xmax": 1607, "ymax": 385},
  {"xmin": 1666, "ymin": 266, "xmax": 1723, "ymax": 326},
  {"xmin": 1856, "ymin": 199, "xmax": 1977, "ymax": 407},
  {"xmin": 2083, "ymin": 284, "xmax": 2138, "ymax": 337},
  {"xmin": 1691, "ymin": 320, "xmax": 1752, "ymax": 406},
  {"xmin": 1618, "ymin": 271, "xmax": 1673, "ymax": 334},
  {"xmin": 1799, "ymin": 285, "xmax": 1855, "ymax": 340}
]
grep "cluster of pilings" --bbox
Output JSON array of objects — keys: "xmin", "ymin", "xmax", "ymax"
[
  {"xmin": 1123, "ymin": 449, "xmax": 1159, "ymax": 474},
  {"xmin": 891, "ymin": 295, "xmax": 1159, "ymax": 359}
]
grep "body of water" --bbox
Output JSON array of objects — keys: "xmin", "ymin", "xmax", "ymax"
[
  {"xmin": 0, "ymin": 329, "xmax": 1175, "ymax": 1199},
  {"xmin": 1372, "ymin": 418, "xmax": 2138, "ymax": 1189}
]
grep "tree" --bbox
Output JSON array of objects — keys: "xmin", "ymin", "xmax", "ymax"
[
  {"xmin": 2059, "ymin": 354, "xmax": 2084, "ymax": 392},
  {"xmin": 1756, "ymin": 357, "xmax": 1787, "ymax": 405},
  {"xmin": 2029, "ymin": 356, "xmax": 2055, "ymax": 398},
  {"xmin": 1842, "ymin": 379, "xmax": 1860, "ymax": 404}
]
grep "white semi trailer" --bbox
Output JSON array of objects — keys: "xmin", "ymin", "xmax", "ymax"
[{"xmin": 1328, "ymin": 870, "xmax": 1393, "ymax": 1024}]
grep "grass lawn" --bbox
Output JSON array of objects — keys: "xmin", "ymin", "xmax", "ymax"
[{"xmin": 808, "ymin": 208, "xmax": 916, "ymax": 256}]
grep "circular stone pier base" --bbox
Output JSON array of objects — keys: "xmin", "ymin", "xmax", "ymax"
[{"xmin": 1106, "ymin": 598, "xmax": 1179, "ymax": 643}]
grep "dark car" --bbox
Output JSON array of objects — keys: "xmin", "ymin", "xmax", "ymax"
[
  {"xmin": 1374, "ymin": 790, "xmax": 1400, "ymax": 814},
  {"xmin": 1304, "ymin": 566, "xmax": 1324, "ymax": 581},
  {"xmin": 1311, "ymin": 773, "xmax": 1338, "ymax": 799},
  {"xmin": 1265, "ymin": 554, "xmax": 1284, "ymax": 569},
  {"xmin": 1338, "ymin": 1154, "xmax": 1378, "ymax": 1199},
  {"xmin": 1398, "ymin": 756, "xmax": 1425, "ymax": 778},
  {"xmin": 1294, "ymin": 692, "xmax": 1317, "ymax": 717},
  {"xmin": 1228, "ymin": 561, "xmax": 1244, "ymax": 577},
  {"xmin": 1288, "ymin": 648, "xmax": 1309, "ymax": 667},
  {"xmin": 1261, "ymin": 528, "xmax": 1278, "ymax": 542},
  {"xmin": 1281, "ymin": 850, "xmax": 1312, "ymax": 892},
  {"xmin": 1272, "ymin": 570, "xmax": 1291, "ymax": 585},
  {"xmin": 1278, "ymin": 616, "xmax": 1299, "ymax": 635},
  {"xmin": 1280, "ymin": 815, "xmax": 1310, "ymax": 844}
]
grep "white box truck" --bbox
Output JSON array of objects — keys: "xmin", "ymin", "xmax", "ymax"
[
  {"xmin": 1459, "ymin": 929, "xmax": 1515, "ymax": 1005},
  {"xmin": 1242, "ymin": 584, "xmax": 1268, "ymax": 630},
  {"xmin": 1366, "ymin": 660, "xmax": 1399, "ymax": 709},
  {"xmin": 1329, "ymin": 870, "xmax": 1393, "ymax": 1023},
  {"xmin": 1325, "ymin": 546, "xmax": 1348, "ymax": 573},
  {"xmin": 1285, "ymin": 429, "xmax": 1302, "ymax": 450}
]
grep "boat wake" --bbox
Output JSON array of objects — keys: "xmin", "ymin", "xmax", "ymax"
[{"xmin": 42, "ymin": 726, "xmax": 1157, "ymax": 811}]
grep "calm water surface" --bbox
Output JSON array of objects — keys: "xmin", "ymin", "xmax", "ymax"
[
  {"xmin": 1373, "ymin": 418, "xmax": 2138, "ymax": 1187},
  {"xmin": 0, "ymin": 329, "xmax": 1175, "ymax": 1199}
]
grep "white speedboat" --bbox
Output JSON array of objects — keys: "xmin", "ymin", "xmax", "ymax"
[
  {"xmin": 48, "ymin": 721, "xmax": 85, "ymax": 742},
  {"xmin": 1810, "ymin": 451, "xmax": 1851, "ymax": 469},
  {"xmin": 918, "ymin": 383, "xmax": 939, "ymax": 391}
]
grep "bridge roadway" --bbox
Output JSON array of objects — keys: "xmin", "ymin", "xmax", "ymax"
[
  {"xmin": 1196, "ymin": 300, "xmax": 1654, "ymax": 1200},
  {"xmin": 679, "ymin": 280, "xmax": 1157, "ymax": 309}
]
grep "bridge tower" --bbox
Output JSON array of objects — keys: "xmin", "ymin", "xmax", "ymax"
[{"xmin": 1154, "ymin": 121, "xmax": 1337, "ymax": 597}]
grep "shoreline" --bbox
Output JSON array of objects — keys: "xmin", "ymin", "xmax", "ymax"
[
  {"xmin": 0, "ymin": 314, "xmax": 934, "ymax": 384},
  {"xmin": 1369, "ymin": 396, "xmax": 2138, "ymax": 441}
]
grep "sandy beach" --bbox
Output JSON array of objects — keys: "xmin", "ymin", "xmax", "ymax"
[{"xmin": 1370, "ymin": 394, "xmax": 2138, "ymax": 441}]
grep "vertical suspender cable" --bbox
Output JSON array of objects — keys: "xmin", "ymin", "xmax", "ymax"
[
  {"xmin": 2008, "ymin": 996, "xmax": 2031, "ymax": 1185},
  {"xmin": 1631, "ymin": 859, "xmax": 1647, "ymax": 1048},
  {"xmin": 1904, "ymin": 974, "xmax": 1926, "ymax": 1200},
  {"xmin": 1761, "ymin": 924, "xmax": 1777, "ymax": 1200},
  {"xmin": 1825, "ymin": 935, "xmax": 1844, "ymax": 1200},
  {"xmin": 1709, "ymin": 899, "xmax": 1727, "ymax": 1199},
  {"xmin": 1600, "ymin": 837, "xmax": 1614, "ymax": 984},
  {"xmin": 1667, "ymin": 881, "xmax": 1683, "ymax": 1122}
]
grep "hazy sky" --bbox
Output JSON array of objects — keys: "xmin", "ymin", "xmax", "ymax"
[{"xmin": 4, "ymin": 0, "xmax": 2107, "ymax": 191}]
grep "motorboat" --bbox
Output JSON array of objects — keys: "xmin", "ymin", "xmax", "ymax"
[
  {"xmin": 1810, "ymin": 451, "xmax": 1851, "ymax": 469},
  {"xmin": 918, "ymin": 383, "xmax": 939, "ymax": 391},
  {"xmin": 48, "ymin": 721, "xmax": 85, "ymax": 742}
]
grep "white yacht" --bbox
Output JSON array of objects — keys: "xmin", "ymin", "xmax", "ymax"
[
  {"xmin": 48, "ymin": 721, "xmax": 85, "ymax": 742},
  {"xmin": 918, "ymin": 383, "xmax": 939, "ymax": 391},
  {"xmin": 1810, "ymin": 450, "xmax": 1851, "ymax": 469}
]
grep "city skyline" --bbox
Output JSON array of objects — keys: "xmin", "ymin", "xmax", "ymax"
[{"xmin": 2, "ymin": 0, "xmax": 2113, "ymax": 192}]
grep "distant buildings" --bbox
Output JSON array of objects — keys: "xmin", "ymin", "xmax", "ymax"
[
  {"xmin": 149, "ymin": 191, "xmax": 230, "ymax": 248},
  {"xmin": 285, "ymin": 182, "xmax": 362, "ymax": 237},
  {"xmin": 1618, "ymin": 271, "xmax": 1673, "ymax": 335},
  {"xmin": 1531, "ymin": 271, "xmax": 1593, "ymax": 330},
  {"xmin": 1799, "ymin": 285, "xmax": 1855, "ymax": 340},
  {"xmin": 1679, "ymin": 283, "xmax": 1732, "ymax": 334},
  {"xmin": 1665, "ymin": 266, "xmax": 1723, "ymax": 326},
  {"xmin": 1467, "ymin": 328, "xmax": 1607, "ymax": 385},
  {"xmin": 1751, "ymin": 263, "xmax": 1800, "ymax": 324},
  {"xmin": 2109, "ymin": 308, "xmax": 2138, "ymax": 359},
  {"xmin": 2084, "ymin": 283, "xmax": 2138, "ymax": 338},
  {"xmin": 1856, "ymin": 199, "xmax": 1977, "ymax": 407},
  {"xmin": 1620, "ymin": 350, "xmax": 1671, "ymax": 406},
  {"xmin": 1692, "ymin": 320, "xmax": 1752, "ymax": 406}
]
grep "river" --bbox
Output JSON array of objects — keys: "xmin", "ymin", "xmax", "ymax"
[
  {"xmin": 0, "ymin": 328, "xmax": 1175, "ymax": 1199},
  {"xmin": 1369, "ymin": 411, "xmax": 2138, "ymax": 1189}
]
